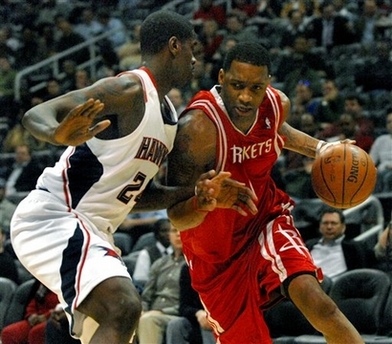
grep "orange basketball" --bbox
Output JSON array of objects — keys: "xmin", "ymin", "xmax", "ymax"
[{"xmin": 311, "ymin": 143, "xmax": 377, "ymax": 209}]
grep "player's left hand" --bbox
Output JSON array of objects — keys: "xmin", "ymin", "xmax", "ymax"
[{"xmin": 194, "ymin": 170, "xmax": 258, "ymax": 216}]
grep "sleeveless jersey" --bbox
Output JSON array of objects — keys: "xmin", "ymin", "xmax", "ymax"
[
  {"xmin": 181, "ymin": 85, "xmax": 293, "ymax": 264},
  {"xmin": 36, "ymin": 68, "xmax": 177, "ymax": 233}
]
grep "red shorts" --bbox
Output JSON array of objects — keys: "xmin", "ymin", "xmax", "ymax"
[{"xmin": 185, "ymin": 213, "xmax": 321, "ymax": 344}]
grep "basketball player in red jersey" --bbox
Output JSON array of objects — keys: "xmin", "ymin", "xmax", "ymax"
[{"xmin": 167, "ymin": 42, "xmax": 363, "ymax": 344}]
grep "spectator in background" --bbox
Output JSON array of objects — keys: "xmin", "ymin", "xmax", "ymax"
[
  {"xmin": 74, "ymin": 8, "xmax": 102, "ymax": 41},
  {"xmin": 41, "ymin": 78, "xmax": 63, "ymax": 102},
  {"xmin": 3, "ymin": 144, "xmax": 45, "ymax": 204},
  {"xmin": 280, "ymin": 9, "xmax": 307, "ymax": 50},
  {"xmin": 96, "ymin": 9, "xmax": 127, "ymax": 50},
  {"xmin": 306, "ymin": 207, "xmax": 374, "ymax": 281},
  {"xmin": 0, "ymin": 178, "xmax": 17, "ymax": 236},
  {"xmin": 133, "ymin": 218, "xmax": 173, "ymax": 289},
  {"xmin": 232, "ymin": 0, "xmax": 258, "ymax": 17},
  {"xmin": 336, "ymin": 113, "xmax": 374, "ymax": 152},
  {"xmin": 137, "ymin": 227, "xmax": 186, "ymax": 344},
  {"xmin": 166, "ymin": 264, "xmax": 215, "ymax": 344},
  {"xmin": 45, "ymin": 307, "xmax": 81, "ymax": 344},
  {"xmin": 14, "ymin": 26, "xmax": 43, "ymax": 69},
  {"xmin": 305, "ymin": 1, "xmax": 355, "ymax": 51},
  {"xmin": 354, "ymin": 0, "xmax": 384, "ymax": 47},
  {"xmin": 53, "ymin": 14, "xmax": 88, "ymax": 68},
  {"xmin": 0, "ymin": 56, "xmax": 17, "ymax": 113},
  {"xmin": 224, "ymin": 10, "xmax": 259, "ymax": 43},
  {"xmin": 314, "ymin": 79, "xmax": 345, "ymax": 127},
  {"xmin": 370, "ymin": 111, "xmax": 392, "ymax": 193},
  {"xmin": 0, "ymin": 226, "xmax": 19, "ymax": 284},
  {"xmin": 193, "ymin": 0, "xmax": 227, "ymax": 28},
  {"xmin": 343, "ymin": 93, "xmax": 374, "ymax": 136},
  {"xmin": 355, "ymin": 40, "xmax": 392, "ymax": 93},
  {"xmin": 117, "ymin": 21, "xmax": 142, "ymax": 71},
  {"xmin": 167, "ymin": 88, "xmax": 186, "ymax": 115},
  {"xmin": 278, "ymin": 35, "xmax": 325, "ymax": 99},
  {"xmin": 1, "ymin": 280, "xmax": 58, "ymax": 344},
  {"xmin": 198, "ymin": 19, "xmax": 224, "ymax": 63},
  {"xmin": 374, "ymin": 221, "xmax": 392, "ymax": 276},
  {"xmin": 284, "ymin": 156, "xmax": 317, "ymax": 201},
  {"xmin": 291, "ymin": 80, "xmax": 321, "ymax": 117}
]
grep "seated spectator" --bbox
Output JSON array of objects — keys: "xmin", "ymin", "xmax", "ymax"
[
  {"xmin": 198, "ymin": 19, "xmax": 224, "ymax": 63},
  {"xmin": 279, "ymin": 9, "xmax": 307, "ymax": 50},
  {"xmin": 336, "ymin": 113, "xmax": 374, "ymax": 153},
  {"xmin": 0, "ymin": 226, "xmax": 19, "ymax": 284},
  {"xmin": 0, "ymin": 178, "xmax": 17, "ymax": 236},
  {"xmin": 1, "ymin": 280, "xmax": 58, "ymax": 344},
  {"xmin": 137, "ymin": 226, "xmax": 186, "ymax": 344},
  {"xmin": 306, "ymin": 207, "xmax": 374, "ymax": 281},
  {"xmin": 45, "ymin": 306, "xmax": 81, "ymax": 344},
  {"xmin": 314, "ymin": 79, "xmax": 345, "ymax": 127},
  {"xmin": 224, "ymin": 10, "xmax": 259, "ymax": 44},
  {"xmin": 369, "ymin": 111, "xmax": 392, "ymax": 193},
  {"xmin": 167, "ymin": 88, "xmax": 186, "ymax": 116},
  {"xmin": 343, "ymin": 93, "xmax": 374, "ymax": 137},
  {"xmin": 3, "ymin": 144, "xmax": 45, "ymax": 204},
  {"xmin": 354, "ymin": 40, "xmax": 392, "ymax": 93},
  {"xmin": 166, "ymin": 264, "xmax": 215, "ymax": 344},
  {"xmin": 0, "ymin": 56, "xmax": 18, "ymax": 121},
  {"xmin": 291, "ymin": 80, "xmax": 321, "ymax": 117},
  {"xmin": 117, "ymin": 21, "xmax": 142, "ymax": 71},
  {"xmin": 96, "ymin": 9, "xmax": 127, "ymax": 50},
  {"xmin": 305, "ymin": 1, "xmax": 356, "ymax": 51},
  {"xmin": 193, "ymin": 0, "xmax": 227, "ymax": 28},
  {"xmin": 133, "ymin": 218, "xmax": 173, "ymax": 288},
  {"xmin": 74, "ymin": 8, "xmax": 102, "ymax": 41},
  {"xmin": 374, "ymin": 221, "xmax": 392, "ymax": 276},
  {"xmin": 284, "ymin": 156, "xmax": 317, "ymax": 201}
]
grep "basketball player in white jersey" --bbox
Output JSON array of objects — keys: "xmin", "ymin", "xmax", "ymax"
[{"xmin": 10, "ymin": 10, "xmax": 257, "ymax": 344}]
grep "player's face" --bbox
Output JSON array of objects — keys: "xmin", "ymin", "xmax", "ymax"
[
  {"xmin": 319, "ymin": 212, "xmax": 346, "ymax": 242},
  {"xmin": 219, "ymin": 60, "xmax": 270, "ymax": 131},
  {"xmin": 173, "ymin": 38, "xmax": 197, "ymax": 88}
]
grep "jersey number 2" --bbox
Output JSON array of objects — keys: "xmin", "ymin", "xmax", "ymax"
[{"xmin": 117, "ymin": 172, "xmax": 146, "ymax": 204}]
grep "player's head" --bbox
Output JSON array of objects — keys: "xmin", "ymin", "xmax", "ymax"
[
  {"xmin": 140, "ymin": 10, "xmax": 197, "ymax": 87},
  {"xmin": 219, "ymin": 42, "xmax": 271, "ymax": 125},
  {"xmin": 140, "ymin": 10, "xmax": 195, "ymax": 56},
  {"xmin": 319, "ymin": 207, "xmax": 346, "ymax": 243},
  {"xmin": 222, "ymin": 42, "xmax": 271, "ymax": 75}
]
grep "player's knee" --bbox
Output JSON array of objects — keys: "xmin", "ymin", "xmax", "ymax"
[{"xmin": 107, "ymin": 292, "xmax": 142, "ymax": 330}]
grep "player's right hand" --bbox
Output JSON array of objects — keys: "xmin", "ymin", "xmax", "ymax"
[{"xmin": 53, "ymin": 98, "xmax": 110, "ymax": 146}]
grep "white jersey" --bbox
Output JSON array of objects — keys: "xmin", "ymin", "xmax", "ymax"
[
  {"xmin": 11, "ymin": 67, "xmax": 177, "ymax": 338},
  {"xmin": 36, "ymin": 68, "xmax": 177, "ymax": 233}
]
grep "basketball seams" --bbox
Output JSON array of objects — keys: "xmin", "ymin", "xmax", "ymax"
[{"xmin": 311, "ymin": 143, "xmax": 376, "ymax": 209}]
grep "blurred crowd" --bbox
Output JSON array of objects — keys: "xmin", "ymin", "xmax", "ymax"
[{"xmin": 0, "ymin": 1, "xmax": 392, "ymax": 343}]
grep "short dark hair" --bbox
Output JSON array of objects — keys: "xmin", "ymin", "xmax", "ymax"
[
  {"xmin": 222, "ymin": 42, "xmax": 271, "ymax": 74},
  {"xmin": 344, "ymin": 93, "xmax": 365, "ymax": 107},
  {"xmin": 140, "ymin": 10, "xmax": 195, "ymax": 56},
  {"xmin": 153, "ymin": 218, "xmax": 170, "ymax": 237},
  {"xmin": 320, "ymin": 207, "xmax": 345, "ymax": 224}
]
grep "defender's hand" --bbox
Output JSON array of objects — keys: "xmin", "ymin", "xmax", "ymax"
[
  {"xmin": 194, "ymin": 170, "xmax": 258, "ymax": 216},
  {"xmin": 53, "ymin": 98, "xmax": 110, "ymax": 146}
]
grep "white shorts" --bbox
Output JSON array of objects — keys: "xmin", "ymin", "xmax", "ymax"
[{"xmin": 11, "ymin": 189, "xmax": 131, "ymax": 338}]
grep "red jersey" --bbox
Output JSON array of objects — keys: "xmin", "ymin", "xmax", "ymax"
[
  {"xmin": 181, "ymin": 85, "xmax": 292, "ymax": 263},
  {"xmin": 180, "ymin": 86, "xmax": 319, "ymax": 344}
]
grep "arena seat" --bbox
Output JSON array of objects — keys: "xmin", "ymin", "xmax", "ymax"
[
  {"xmin": 0, "ymin": 277, "xmax": 17, "ymax": 331},
  {"xmin": 294, "ymin": 269, "xmax": 392, "ymax": 344}
]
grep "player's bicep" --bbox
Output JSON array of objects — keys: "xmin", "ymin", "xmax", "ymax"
[{"xmin": 167, "ymin": 110, "xmax": 215, "ymax": 187}]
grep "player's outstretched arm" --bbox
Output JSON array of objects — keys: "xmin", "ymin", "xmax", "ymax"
[{"xmin": 22, "ymin": 75, "xmax": 141, "ymax": 146}]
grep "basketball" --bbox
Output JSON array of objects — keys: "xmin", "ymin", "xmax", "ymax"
[{"xmin": 311, "ymin": 143, "xmax": 377, "ymax": 209}]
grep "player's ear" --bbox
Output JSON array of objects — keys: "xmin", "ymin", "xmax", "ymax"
[{"xmin": 169, "ymin": 36, "xmax": 181, "ymax": 56}]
